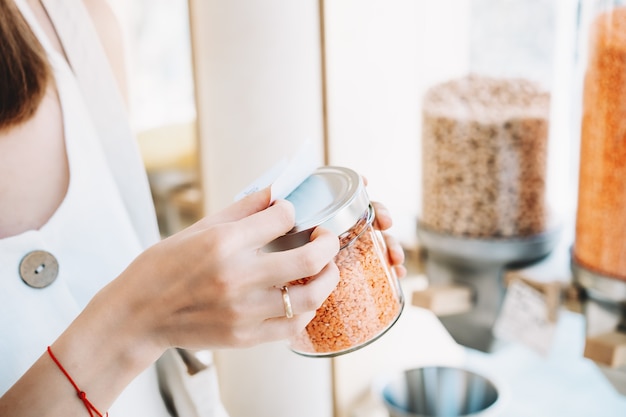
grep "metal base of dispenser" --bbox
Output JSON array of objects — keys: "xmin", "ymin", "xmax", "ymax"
[
  {"xmin": 571, "ymin": 259, "xmax": 626, "ymax": 395},
  {"xmin": 417, "ymin": 223, "xmax": 561, "ymax": 352}
]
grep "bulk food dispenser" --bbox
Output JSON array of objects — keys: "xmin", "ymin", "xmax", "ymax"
[
  {"xmin": 571, "ymin": 0, "xmax": 626, "ymax": 393},
  {"xmin": 412, "ymin": 0, "xmax": 566, "ymax": 353},
  {"xmin": 415, "ymin": 76, "xmax": 561, "ymax": 352},
  {"xmin": 410, "ymin": 0, "xmax": 626, "ymax": 396}
]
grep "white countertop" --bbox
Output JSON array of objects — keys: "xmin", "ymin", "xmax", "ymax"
[{"xmin": 347, "ymin": 284, "xmax": 626, "ymax": 417}]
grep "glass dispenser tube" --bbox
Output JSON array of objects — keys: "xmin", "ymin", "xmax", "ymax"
[{"xmin": 574, "ymin": 1, "xmax": 626, "ymax": 280}]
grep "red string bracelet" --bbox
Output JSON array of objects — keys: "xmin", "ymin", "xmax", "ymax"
[{"xmin": 47, "ymin": 346, "xmax": 109, "ymax": 417}]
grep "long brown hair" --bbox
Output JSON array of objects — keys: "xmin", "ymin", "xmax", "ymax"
[{"xmin": 0, "ymin": 0, "xmax": 51, "ymax": 131}]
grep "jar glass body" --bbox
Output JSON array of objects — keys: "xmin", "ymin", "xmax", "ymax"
[
  {"xmin": 289, "ymin": 205, "xmax": 405, "ymax": 357},
  {"xmin": 573, "ymin": 0, "xmax": 626, "ymax": 280}
]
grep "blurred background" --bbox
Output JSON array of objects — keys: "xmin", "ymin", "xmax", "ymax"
[{"xmin": 107, "ymin": 1, "xmax": 626, "ymax": 416}]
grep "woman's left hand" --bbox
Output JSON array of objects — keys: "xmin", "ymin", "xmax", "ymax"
[{"xmin": 372, "ymin": 201, "xmax": 407, "ymax": 279}]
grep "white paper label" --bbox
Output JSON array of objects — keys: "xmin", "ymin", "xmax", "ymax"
[
  {"xmin": 493, "ymin": 279, "xmax": 558, "ymax": 356},
  {"xmin": 234, "ymin": 141, "xmax": 317, "ymax": 203}
]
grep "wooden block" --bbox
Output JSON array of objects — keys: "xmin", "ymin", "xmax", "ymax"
[
  {"xmin": 584, "ymin": 332, "xmax": 626, "ymax": 368},
  {"xmin": 411, "ymin": 284, "xmax": 473, "ymax": 316}
]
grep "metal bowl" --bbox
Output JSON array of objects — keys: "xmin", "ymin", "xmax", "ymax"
[{"xmin": 380, "ymin": 366, "xmax": 502, "ymax": 417}]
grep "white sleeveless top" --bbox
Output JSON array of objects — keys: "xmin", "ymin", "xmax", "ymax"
[{"xmin": 0, "ymin": 2, "xmax": 178, "ymax": 416}]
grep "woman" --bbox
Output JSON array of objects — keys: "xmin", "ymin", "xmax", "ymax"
[{"xmin": 0, "ymin": 0, "xmax": 406, "ymax": 416}]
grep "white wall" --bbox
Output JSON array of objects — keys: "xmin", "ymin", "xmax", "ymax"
[{"xmin": 189, "ymin": 0, "xmax": 326, "ymax": 214}]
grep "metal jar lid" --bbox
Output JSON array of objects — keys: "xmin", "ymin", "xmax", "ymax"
[{"xmin": 266, "ymin": 166, "xmax": 370, "ymax": 251}]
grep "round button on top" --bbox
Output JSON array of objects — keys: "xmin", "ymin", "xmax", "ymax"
[{"xmin": 19, "ymin": 250, "xmax": 59, "ymax": 288}]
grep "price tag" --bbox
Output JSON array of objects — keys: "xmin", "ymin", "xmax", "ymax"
[{"xmin": 493, "ymin": 278, "xmax": 558, "ymax": 355}]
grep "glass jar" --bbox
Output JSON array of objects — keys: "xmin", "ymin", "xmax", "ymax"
[
  {"xmin": 267, "ymin": 166, "xmax": 404, "ymax": 357},
  {"xmin": 416, "ymin": 0, "xmax": 574, "ymax": 244},
  {"xmin": 412, "ymin": 2, "xmax": 575, "ymax": 352},
  {"xmin": 573, "ymin": 0, "xmax": 626, "ymax": 281}
]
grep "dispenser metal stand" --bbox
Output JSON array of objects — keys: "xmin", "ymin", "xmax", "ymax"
[
  {"xmin": 571, "ymin": 259, "xmax": 626, "ymax": 395},
  {"xmin": 417, "ymin": 222, "xmax": 561, "ymax": 352}
]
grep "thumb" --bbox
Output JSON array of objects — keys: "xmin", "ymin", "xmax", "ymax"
[{"xmin": 168, "ymin": 187, "xmax": 273, "ymax": 239}]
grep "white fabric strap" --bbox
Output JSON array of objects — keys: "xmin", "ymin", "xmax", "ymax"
[
  {"xmin": 36, "ymin": 3, "xmax": 227, "ymax": 416},
  {"xmin": 40, "ymin": 0, "xmax": 160, "ymax": 249}
]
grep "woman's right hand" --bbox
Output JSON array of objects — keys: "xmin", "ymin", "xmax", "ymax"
[
  {"xmin": 104, "ymin": 187, "xmax": 340, "ymax": 357},
  {"xmin": 1, "ymin": 188, "xmax": 339, "ymax": 417}
]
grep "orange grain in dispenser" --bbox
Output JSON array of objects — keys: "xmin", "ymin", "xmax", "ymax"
[
  {"xmin": 267, "ymin": 166, "xmax": 404, "ymax": 357},
  {"xmin": 574, "ymin": 6, "xmax": 626, "ymax": 280}
]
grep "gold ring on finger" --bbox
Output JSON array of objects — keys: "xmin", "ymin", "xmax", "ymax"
[{"xmin": 280, "ymin": 286, "xmax": 294, "ymax": 319}]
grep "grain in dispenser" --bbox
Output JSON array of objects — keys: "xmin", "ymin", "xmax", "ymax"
[
  {"xmin": 413, "ymin": 0, "xmax": 568, "ymax": 353},
  {"xmin": 421, "ymin": 75, "xmax": 551, "ymax": 238},
  {"xmin": 571, "ymin": 0, "xmax": 626, "ymax": 386},
  {"xmin": 573, "ymin": 1, "xmax": 626, "ymax": 282}
]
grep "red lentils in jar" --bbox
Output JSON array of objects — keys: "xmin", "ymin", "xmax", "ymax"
[{"xmin": 267, "ymin": 166, "xmax": 405, "ymax": 357}]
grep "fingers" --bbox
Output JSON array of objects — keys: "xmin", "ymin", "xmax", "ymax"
[
  {"xmin": 372, "ymin": 201, "xmax": 393, "ymax": 230},
  {"xmin": 384, "ymin": 232, "xmax": 404, "ymax": 266},
  {"xmin": 185, "ymin": 196, "xmax": 295, "ymax": 251},
  {"xmin": 187, "ymin": 187, "xmax": 273, "ymax": 233},
  {"xmin": 188, "ymin": 261, "xmax": 339, "ymax": 348},
  {"xmin": 370, "ymin": 200, "xmax": 406, "ymax": 277},
  {"xmin": 271, "ymin": 262, "xmax": 339, "ymax": 319},
  {"xmin": 232, "ymin": 199, "xmax": 296, "ymax": 248},
  {"xmin": 238, "ymin": 262, "xmax": 339, "ymax": 346},
  {"xmin": 260, "ymin": 226, "xmax": 339, "ymax": 287},
  {"xmin": 215, "ymin": 187, "xmax": 273, "ymax": 223}
]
